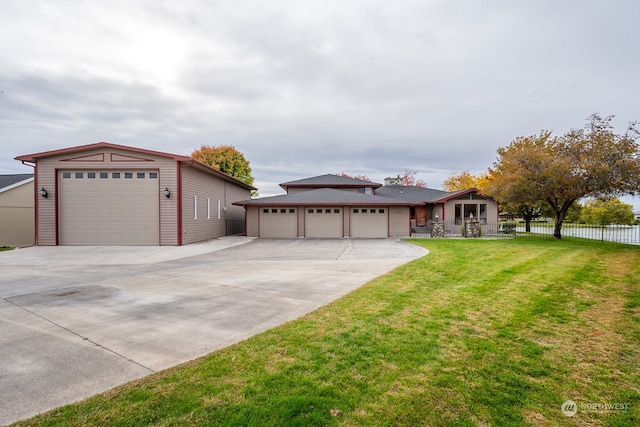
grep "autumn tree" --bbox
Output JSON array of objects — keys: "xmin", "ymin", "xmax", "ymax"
[
  {"xmin": 580, "ymin": 198, "xmax": 635, "ymax": 226},
  {"xmin": 442, "ymin": 170, "xmax": 487, "ymax": 192},
  {"xmin": 485, "ymin": 114, "xmax": 640, "ymax": 239},
  {"xmin": 384, "ymin": 169, "xmax": 427, "ymax": 187},
  {"xmin": 337, "ymin": 172, "xmax": 371, "ymax": 182},
  {"xmin": 191, "ymin": 145, "xmax": 255, "ymax": 187}
]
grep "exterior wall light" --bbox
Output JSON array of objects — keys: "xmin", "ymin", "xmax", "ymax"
[
  {"xmin": 40, "ymin": 187, "xmax": 48, "ymax": 198},
  {"xmin": 435, "ymin": 213, "xmax": 439, "ymax": 220},
  {"xmin": 164, "ymin": 187, "xmax": 171, "ymax": 198}
]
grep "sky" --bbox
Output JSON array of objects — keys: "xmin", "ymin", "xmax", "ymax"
[{"xmin": 1, "ymin": 0, "xmax": 639, "ymax": 207}]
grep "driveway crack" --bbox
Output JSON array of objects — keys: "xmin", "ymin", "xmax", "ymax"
[{"xmin": 2, "ymin": 297, "xmax": 155, "ymax": 374}]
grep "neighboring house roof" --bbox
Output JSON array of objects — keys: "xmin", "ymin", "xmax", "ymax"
[
  {"xmin": 280, "ymin": 174, "xmax": 382, "ymax": 191},
  {"xmin": 234, "ymin": 187, "xmax": 423, "ymax": 207},
  {"xmin": 0, "ymin": 174, "xmax": 34, "ymax": 193},
  {"xmin": 15, "ymin": 142, "xmax": 256, "ymax": 191}
]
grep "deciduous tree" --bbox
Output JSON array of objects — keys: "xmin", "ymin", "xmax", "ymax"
[
  {"xmin": 580, "ymin": 198, "xmax": 634, "ymax": 226},
  {"xmin": 384, "ymin": 169, "xmax": 427, "ymax": 187},
  {"xmin": 191, "ymin": 145, "xmax": 255, "ymax": 188},
  {"xmin": 337, "ymin": 172, "xmax": 371, "ymax": 182},
  {"xmin": 484, "ymin": 114, "xmax": 640, "ymax": 238}
]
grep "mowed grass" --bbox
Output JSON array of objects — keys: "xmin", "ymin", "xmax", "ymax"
[{"xmin": 13, "ymin": 238, "xmax": 640, "ymax": 426}]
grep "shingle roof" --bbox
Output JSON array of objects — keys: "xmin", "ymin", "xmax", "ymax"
[
  {"xmin": 0, "ymin": 173, "xmax": 33, "ymax": 191},
  {"xmin": 280, "ymin": 174, "xmax": 382, "ymax": 190},
  {"xmin": 234, "ymin": 187, "xmax": 422, "ymax": 207},
  {"xmin": 374, "ymin": 185, "xmax": 450, "ymax": 203}
]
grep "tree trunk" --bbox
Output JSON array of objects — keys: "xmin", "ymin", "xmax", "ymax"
[
  {"xmin": 525, "ymin": 218, "xmax": 532, "ymax": 233},
  {"xmin": 553, "ymin": 215, "xmax": 563, "ymax": 239}
]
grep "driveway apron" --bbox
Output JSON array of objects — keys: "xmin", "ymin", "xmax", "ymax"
[{"xmin": 0, "ymin": 238, "xmax": 427, "ymax": 425}]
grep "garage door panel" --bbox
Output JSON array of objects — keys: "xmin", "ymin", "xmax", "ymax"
[
  {"xmin": 259, "ymin": 208, "xmax": 297, "ymax": 238},
  {"xmin": 305, "ymin": 207, "xmax": 343, "ymax": 238},
  {"xmin": 59, "ymin": 170, "xmax": 159, "ymax": 245},
  {"xmin": 350, "ymin": 207, "xmax": 388, "ymax": 238}
]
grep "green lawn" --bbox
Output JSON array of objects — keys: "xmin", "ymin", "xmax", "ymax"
[{"xmin": 14, "ymin": 238, "xmax": 639, "ymax": 426}]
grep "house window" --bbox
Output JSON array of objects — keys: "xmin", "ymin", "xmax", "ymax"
[
  {"xmin": 137, "ymin": 172, "xmax": 145, "ymax": 179},
  {"xmin": 75, "ymin": 172, "xmax": 83, "ymax": 179},
  {"xmin": 353, "ymin": 209, "xmax": 359, "ymax": 213},
  {"xmin": 316, "ymin": 209, "xmax": 323, "ymax": 213},
  {"xmin": 207, "ymin": 198, "xmax": 211, "ymax": 219},
  {"xmin": 149, "ymin": 172, "xmax": 158, "ymax": 179},
  {"xmin": 281, "ymin": 209, "xmax": 287, "ymax": 213},
  {"xmin": 218, "ymin": 200, "xmax": 221, "ymax": 220},
  {"xmin": 308, "ymin": 209, "xmax": 314, "ymax": 214},
  {"xmin": 194, "ymin": 196, "xmax": 197, "ymax": 219},
  {"xmin": 112, "ymin": 172, "xmax": 121, "ymax": 178},
  {"xmin": 325, "ymin": 209, "xmax": 331, "ymax": 214},
  {"xmin": 289, "ymin": 209, "xmax": 295, "ymax": 214},
  {"xmin": 125, "ymin": 172, "xmax": 133, "ymax": 179},
  {"xmin": 100, "ymin": 172, "xmax": 108, "ymax": 179},
  {"xmin": 88, "ymin": 172, "xmax": 96, "ymax": 179},
  {"xmin": 334, "ymin": 209, "xmax": 340, "ymax": 214},
  {"xmin": 272, "ymin": 208, "xmax": 278, "ymax": 213},
  {"xmin": 62, "ymin": 172, "xmax": 71, "ymax": 179},
  {"xmin": 362, "ymin": 209, "xmax": 367, "ymax": 213},
  {"xmin": 378, "ymin": 209, "xmax": 385, "ymax": 214},
  {"xmin": 263, "ymin": 208, "xmax": 269, "ymax": 214}
]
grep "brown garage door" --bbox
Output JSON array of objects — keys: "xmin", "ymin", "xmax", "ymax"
[
  {"xmin": 350, "ymin": 207, "xmax": 388, "ymax": 238},
  {"xmin": 305, "ymin": 207, "xmax": 343, "ymax": 238},
  {"xmin": 59, "ymin": 170, "xmax": 159, "ymax": 245},
  {"xmin": 259, "ymin": 207, "xmax": 298, "ymax": 238}
]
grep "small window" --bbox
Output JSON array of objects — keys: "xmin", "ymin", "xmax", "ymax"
[
  {"xmin": 194, "ymin": 196, "xmax": 197, "ymax": 219},
  {"xmin": 124, "ymin": 172, "xmax": 133, "ymax": 179},
  {"xmin": 334, "ymin": 209, "xmax": 340, "ymax": 214},
  {"xmin": 62, "ymin": 172, "xmax": 71, "ymax": 179},
  {"xmin": 75, "ymin": 172, "xmax": 83, "ymax": 179},
  {"xmin": 358, "ymin": 188, "xmax": 365, "ymax": 194},
  {"xmin": 100, "ymin": 172, "xmax": 108, "ymax": 179},
  {"xmin": 263, "ymin": 208, "xmax": 269, "ymax": 214},
  {"xmin": 362, "ymin": 209, "xmax": 367, "ymax": 214},
  {"xmin": 281, "ymin": 209, "xmax": 286, "ymax": 213},
  {"xmin": 353, "ymin": 209, "xmax": 359, "ymax": 213},
  {"xmin": 112, "ymin": 172, "xmax": 120, "ymax": 178},
  {"xmin": 323, "ymin": 209, "xmax": 329, "ymax": 214},
  {"xmin": 379, "ymin": 209, "xmax": 385, "ymax": 214},
  {"xmin": 308, "ymin": 209, "xmax": 314, "ymax": 213},
  {"xmin": 217, "ymin": 200, "xmax": 221, "ymax": 220},
  {"xmin": 316, "ymin": 209, "xmax": 323, "ymax": 213},
  {"xmin": 272, "ymin": 208, "xmax": 278, "ymax": 213},
  {"xmin": 87, "ymin": 172, "xmax": 96, "ymax": 179},
  {"xmin": 289, "ymin": 209, "xmax": 295, "ymax": 214},
  {"xmin": 137, "ymin": 172, "xmax": 145, "ymax": 179},
  {"xmin": 207, "ymin": 198, "xmax": 211, "ymax": 219},
  {"xmin": 370, "ymin": 209, "xmax": 376, "ymax": 214},
  {"xmin": 149, "ymin": 172, "xmax": 158, "ymax": 179}
]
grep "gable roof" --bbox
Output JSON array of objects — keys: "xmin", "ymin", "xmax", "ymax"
[
  {"xmin": 280, "ymin": 174, "xmax": 382, "ymax": 191},
  {"xmin": 234, "ymin": 187, "xmax": 423, "ymax": 207},
  {"xmin": 15, "ymin": 142, "xmax": 256, "ymax": 191},
  {"xmin": 0, "ymin": 174, "xmax": 34, "ymax": 192}
]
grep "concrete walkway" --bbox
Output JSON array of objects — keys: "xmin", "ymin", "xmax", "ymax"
[{"xmin": 0, "ymin": 238, "xmax": 427, "ymax": 425}]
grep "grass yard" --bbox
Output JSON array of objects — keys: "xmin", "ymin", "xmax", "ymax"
[{"xmin": 13, "ymin": 238, "xmax": 639, "ymax": 426}]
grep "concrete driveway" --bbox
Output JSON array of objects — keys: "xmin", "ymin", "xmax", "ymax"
[{"xmin": 0, "ymin": 237, "xmax": 426, "ymax": 425}]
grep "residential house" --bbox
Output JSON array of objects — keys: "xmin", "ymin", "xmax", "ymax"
[{"xmin": 0, "ymin": 174, "xmax": 35, "ymax": 247}]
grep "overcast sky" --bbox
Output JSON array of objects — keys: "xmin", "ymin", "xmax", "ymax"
[{"xmin": 1, "ymin": 1, "xmax": 639, "ymax": 206}]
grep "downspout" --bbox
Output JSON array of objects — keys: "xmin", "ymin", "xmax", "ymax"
[{"xmin": 21, "ymin": 161, "xmax": 37, "ymax": 246}]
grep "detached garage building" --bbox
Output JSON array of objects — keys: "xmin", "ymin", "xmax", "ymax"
[{"xmin": 15, "ymin": 142, "xmax": 255, "ymax": 246}]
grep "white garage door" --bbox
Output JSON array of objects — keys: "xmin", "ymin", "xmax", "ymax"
[
  {"xmin": 59, "ymin": 170, "xmax": 159, "ymax": 245},
  {"xmin": 305, "ymin": 207, "xmax": 343, "ymax": 238},
  {"xmin": 350, "ymin": 207, "xmax": 388, "ymax": 238},
  {"xmin": 259, "ymin": 207, "xmax": 297, "ymax": 238}
]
